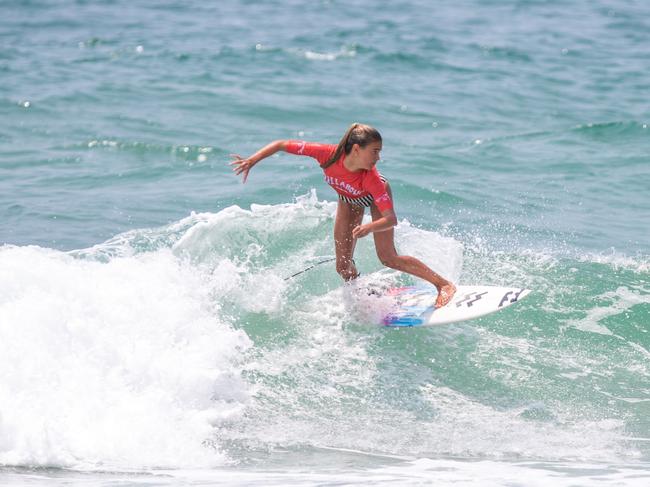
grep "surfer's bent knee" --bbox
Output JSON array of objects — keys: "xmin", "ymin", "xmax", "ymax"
[{"xmin": 377, "ymin": 251, "xmax": 399, "ymax": 269}]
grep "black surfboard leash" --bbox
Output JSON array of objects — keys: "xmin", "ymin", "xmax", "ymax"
[{"xmin": 283, "ymin": 257, "xmax": 336, "ymax": 281}]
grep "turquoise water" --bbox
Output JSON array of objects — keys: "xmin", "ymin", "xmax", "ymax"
[{"xmin": 1, "ymin": 0, "xmax": 649, "ymax": 485}]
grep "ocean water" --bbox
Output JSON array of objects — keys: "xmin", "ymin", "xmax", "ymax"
[{"xmin": 1, "ymin": 0, "xmax": 649, "ymax": 485}]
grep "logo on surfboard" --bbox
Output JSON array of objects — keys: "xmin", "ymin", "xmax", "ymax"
[
  {"xmin": 498, "ymin": 289, "xmax": 525, "ymax": 308},
  {"xmin": 456, "ymin": 291, "xmax": 488, "ymax": 308}
]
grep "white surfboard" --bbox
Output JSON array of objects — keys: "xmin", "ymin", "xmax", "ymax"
[{"xmin": 383, "ymin": 285, "xmax": 531, "ymax": 327}]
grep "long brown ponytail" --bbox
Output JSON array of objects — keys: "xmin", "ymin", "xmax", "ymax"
[{"xmin": 322, "ymin": 123, "xmax": 382, "ymax": 169}]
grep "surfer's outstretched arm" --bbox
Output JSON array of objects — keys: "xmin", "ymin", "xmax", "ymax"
[{"xmin": 230, "ymin": 140, "xmax": 289, "ymax": 183}]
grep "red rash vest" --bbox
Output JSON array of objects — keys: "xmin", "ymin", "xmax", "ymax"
[{"xmin": 284, "ymin": 140, "xmax": 393, "ymax": 212}]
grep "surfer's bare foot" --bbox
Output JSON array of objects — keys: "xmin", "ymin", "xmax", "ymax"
[{"xmin": 435, "ymin": 282, "xmax": 456, "ymax": 308}]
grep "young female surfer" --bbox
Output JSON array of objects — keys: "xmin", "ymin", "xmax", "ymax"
[{"xmin": 230, "ymin": 123, "xmax": 456, "ymax": 308}]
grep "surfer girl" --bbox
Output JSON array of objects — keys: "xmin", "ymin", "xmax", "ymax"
[{"xmin": 230, "ymin": 123, "xmax": 456, "ymax": 308}]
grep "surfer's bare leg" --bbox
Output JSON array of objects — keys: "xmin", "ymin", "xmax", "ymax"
[
  {"xmin": 370, "ymin": 190, "xmax": 456, "ymax": 308},
  {"xmin": 334, "ymin": 200, "xmax": 364, "ymax": 281}
]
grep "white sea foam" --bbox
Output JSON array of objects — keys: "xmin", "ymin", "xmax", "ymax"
[
  {"xmin": 390, "ymin": 219, "xmax": 464, "ymax": 284},
  {"xmin": 579, "ymin": 251, "xmax": 650, "ymax": 274},
  {"xmin": 0, "ymin": 245, "xmax": 251, "ymax": 469},
  {"xmin": 300, "ymin": 46, "xmax": 357, "ymax": 61},
  {"xmin": 2, "ymin": 457, "xmax": 650, "ymax": 486},
  {"xmin": 567, "ymin": 286, "xmax": 650, "ymax": 337},
  {"xmin": 418, "ymin": 385, "xmax": 631, "ymax": 462}
]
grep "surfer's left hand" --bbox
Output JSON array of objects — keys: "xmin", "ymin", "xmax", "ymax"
[{"xmin": 352, "ymin": 224, "xmax": 371, "ymax": 239}]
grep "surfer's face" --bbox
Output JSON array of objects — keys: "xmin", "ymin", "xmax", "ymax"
[{"xmin": 356, "ymin": 141, "xmax": 382, "ymax": 170}]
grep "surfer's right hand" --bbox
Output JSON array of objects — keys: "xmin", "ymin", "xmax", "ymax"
[{"xmin": 230, "ymin": 154, "xmax": 255, "ymax": 183}]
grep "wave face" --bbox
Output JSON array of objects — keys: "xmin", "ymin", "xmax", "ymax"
[{"xmin": 1, "ymin": 194, "xmax": 648, "ymax": 471}]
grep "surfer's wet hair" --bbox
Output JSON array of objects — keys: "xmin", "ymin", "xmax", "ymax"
[{"xmin": 322, "ymin": 123, "xmax": 382, "ymax": 169}]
